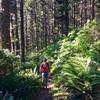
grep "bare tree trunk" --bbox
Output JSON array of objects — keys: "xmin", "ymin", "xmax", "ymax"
[
  {"xmin": 95, "ymin": 0, "xmax": 100, "ymax": 20},
  {"xmin": 1, "ymin": 0, "xmax": 11, "ymax": 50},
  {"xmin": 25, "ymin": 10, "xmax": 28, "ymax": 52},
  {"xmin": 63, "ymin": 0, "xmax": 69, "ymax": 35},
  {"xmin": 84, "ymin": 0, "xmax": 87, "ymax": 23},
  {"xmin": 73, "ymin": 1, "xmax": 76, "ymax": 29},
  {"xmin": 20, "ymin": 0, "xmax": 25, "ymax": 63},
  {"xmin": 15, "ymin": 0, "xmax": 20, "ymax": 55},
  {"xmin": 0, "ymin": 5, "xmax": 2, "ymax": 48},
  {"xmin": 35, "ymin": 2, "xmax": 39, "ymax": 50},
  {"xmin": 10, "ymin": 14, "xmax": 14, "ymax": 52},
  {"xmin": 0, "ymin": 32, "xmax": 2, "ymax": 49}
]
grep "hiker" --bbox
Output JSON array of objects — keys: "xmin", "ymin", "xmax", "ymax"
[{"xmin": 39, "ymin": 58, "xmax": 50, "ymax": 88}]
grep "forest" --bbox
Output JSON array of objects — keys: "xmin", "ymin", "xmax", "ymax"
[{"xmin": 0, "ymin": 0, "xmax": 100, "ymax": 100}]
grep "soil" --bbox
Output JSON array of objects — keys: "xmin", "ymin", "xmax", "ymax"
[{"xmin": 32, "ymin": 82, "xmax": 54, "ymax": 100}]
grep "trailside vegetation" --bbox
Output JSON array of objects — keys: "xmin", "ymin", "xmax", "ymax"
[
  {"xmin": 0, "ymin": 49, "xmax": 42, "ymax": 100},
  {"xmin": 27, "ymin": 20, "xmax": 100, "ymax": 100}
]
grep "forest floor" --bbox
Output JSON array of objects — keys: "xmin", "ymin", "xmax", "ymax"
[
  {"xmin": 32, "ymin": 80, "xmax": 54, "ymax": 100},
  {"xmin": 32, "ymin": 77, "xmax": 68, "ymax": 100}
]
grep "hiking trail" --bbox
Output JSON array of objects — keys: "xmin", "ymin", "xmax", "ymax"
[{"xmin": 32, "ymin": 81, "xmax": 54, "ymax": 100}]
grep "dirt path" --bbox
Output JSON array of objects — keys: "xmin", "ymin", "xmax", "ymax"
[{"xmin": 32, "ymin": 82, "xmax": 54, "ymax": 100}]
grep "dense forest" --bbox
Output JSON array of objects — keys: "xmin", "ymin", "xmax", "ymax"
[{"xmin": 0, "ymin": 0, "xmax": 100, "ymax": 100}]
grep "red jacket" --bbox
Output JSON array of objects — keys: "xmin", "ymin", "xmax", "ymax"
[{"xmin": 40, "ymin": 62, "xmax": 49, "ymax": 73}]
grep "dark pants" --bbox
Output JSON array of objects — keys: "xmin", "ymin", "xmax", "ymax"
[{"xmin": 42, "ymin": 72, "xmax": 48, "ymax": 87}]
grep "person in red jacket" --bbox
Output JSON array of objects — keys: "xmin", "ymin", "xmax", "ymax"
[{"xmin": 40, "ymin": 58, "xmax": 50, "ymax": 88}]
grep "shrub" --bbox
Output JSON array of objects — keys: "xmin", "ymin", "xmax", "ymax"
[
  {"xmin": 0, "ymin": 49, "xmax": 19, "ymax": 75},
  {"xmin": 0, "ymin": 69, "xmax": 42, "ymax": 100},
  {"xmin": 0, "ymin": 49, "xmax": 42, "ymax": 100},
  {"xmin": 52, "ymin": 20, "xmax": 100, "ymax": 99}
]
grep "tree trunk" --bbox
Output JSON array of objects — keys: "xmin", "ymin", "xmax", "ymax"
[
  {"xmin": 95, "ymin": 0, "xmax": 100, "ymax": 20},
  {"xmin": 63, "ymin": 0, "xmax": 69, "ymax": 35},
  {"xmin": 15, "ymin": 0, "xmax": 20, "ymax": 55},
  {"xmin": 0, "ymin": 5, "xmax": 2, "ymax": 48},
  {"xmin": 34, "ymin": 2, "xmax": 39, "ymax": 50},
  {"xmin": 1, "ymin": 0, "xmax": 11, "ymax": 50},
  {"xmin": 20, "ymin": 0, "xmax": 25, "ymax": 63}
]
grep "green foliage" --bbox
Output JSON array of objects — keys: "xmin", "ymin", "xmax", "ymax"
[
  {"xmin": 62, "ymin": 57, "xmax": 100, "ymax": 91},
  {"xmin": 0, "ymin": 49, "xmax": 42, "ymax": 100},
  {"xmin": 0, "ymin": 69, "xmax": 42, "ymax": 100},
  {"xmin": 26, "ymin": 51, "xmax": 41, "ymax": 73},
  {"xmin": 26, "ymin": 40, "xmax": 62, "ymax": 72},
  {"xmin": 90, "ymin": 40, "xmax": 100, "ymax": 64},
  {"xmin": 41, "ymin": 42, "xmax": 61, "ymax": 61},
  {"xmin": 0, "ymin": 49, "xmax": 19, "ymax": 75},
  {"xmin": 25, "ymin": 21, "xmax": 100, "ymax": 99},
  {"xmin": 51, "ymin": 20, "xmax": 100, "ymax": 99},
  {"xmin": 25, "ymin": 0, "xmax": 35, "ymax": 11}
]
